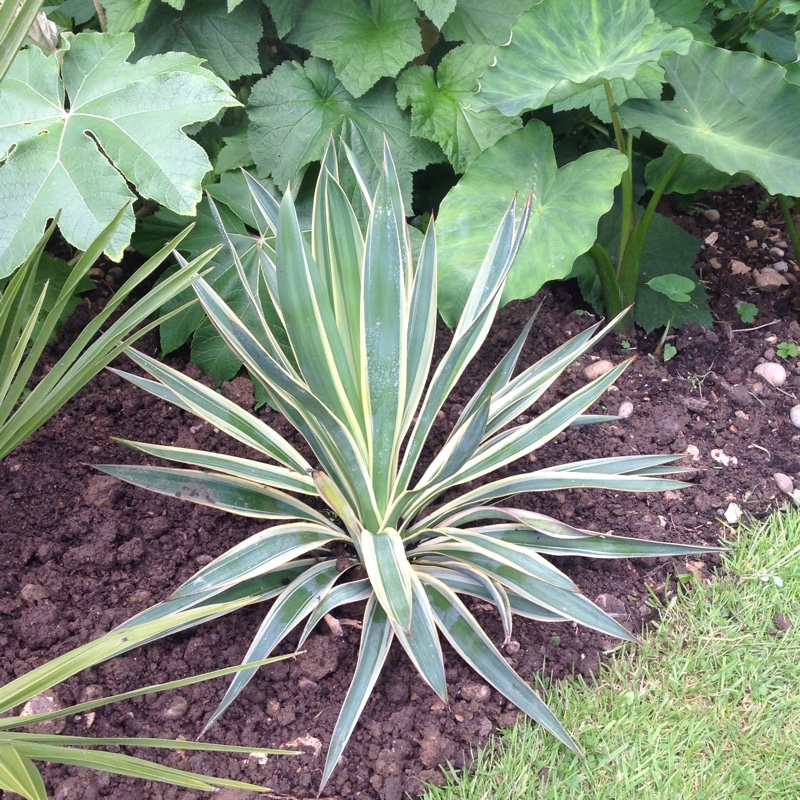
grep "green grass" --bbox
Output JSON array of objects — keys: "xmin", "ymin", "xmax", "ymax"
[{"xmin": 424, "ymin": 507, "xmax": 800, "ymax": 800}]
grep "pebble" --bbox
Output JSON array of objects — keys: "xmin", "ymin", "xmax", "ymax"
[
  {"xmin": 158, "ymin": 695, "xmax": 188, "ymax": 720},
  {"xmin": 754, "ymin": 362, "xmax": 787, "ymax": 387},
  {"xmin": 504, "ymin": 640, "xmax": 520, "ymax": 654},
  {"xmin": 20, "ymin": 583, "xmax": 50, "ymax": 604},
  {"xmin": 460, "ymin": 683, "xmax": 491, "ymax": 703},
  {"xmin": 703, "ymin": 208, "xmax": 720, "ymax": 222},
  {"xmin": 774, "ymin": 473, "xmax": 795, "ymax": 495},
  {"xmin": 617, "ymin": 401, "xmax": 634, "ymax": 418},
  {"xmin": 791, "ymin": 405, "xmax": 800, "ymax": 428},
  {"xmin": 773, "ymin": 260, "xmax": 789, "ymax": 273},
  {"xmin": 583, "ymin": 359, "xmax": 614, "ymax": 380},
  {"xmin": 755, "ymin": 268, "xmax": 789, "ymax": 288},
  {"xmin": 769, "ymin": 246, "xmax": 785, "ymax": 259},
  {"xmin": 21, "ymin": 692, "xmax": 66, "ymax": 734}
]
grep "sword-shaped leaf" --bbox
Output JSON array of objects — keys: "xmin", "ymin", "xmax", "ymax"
[
  {"xmin": 360, "ymin": 528, "xmax": 413, "ymax": 631},
  {"xmin": 95, "ymin": 465, "xmax": 328, "ymax": 523},
  {"xmin": 321, "ymin": 597, "xmax": 393, "ymax": 790},
  {"xmin": 204, "ymin": 561, "xmax": 342, "ymax": 731},
  {"xmin": 422, "ymin": 576, "xmax": 581, "ymax": 755}
]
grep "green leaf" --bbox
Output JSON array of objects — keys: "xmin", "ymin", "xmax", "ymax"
[
  {"xmin": 102, "ymin": 0, "xmax": 152, "ymax": 32},
  {"xmin": 0, "ymin": 32, "xmax": 238, "ymax": 276},
  {"xmin": 322, "ymin": 597, "xmax": 392, "ymax": 789},
  {"xmin": 95, "ymin": 465, "xmax": 330, "ymax": 522},
  {"xmin": 742, "ymin": 13, "xmax": 798, "ymax": 64},
  {"xmin": 414, "ymin": 0, "xmax": 456, "ymax": 28},
  {"xmin": 287, "ymin": 0, "xmax": 422, "ymax": 97},
  {"xmin": 620, "ymin": 41, "xmax": 800, "ymax": 197},
  {"xmin": 0, "ymin": 747, "xmax": 46, "ymax": 800},
  {"xmin": 436, "ymin": 121, "xmax": 626, "ymax": 326},
  {"xmin": 440, "ymin": 0, "xmax": 538, "ymax": 45},
  {"xmin": 645, "ymin": 144, "xmax": 750, "ymax": 195},
  {"xmin": 206, "ymin": 561, "xmax": 342, "ymax": 730},
  {"xmin": 422, "ymin": 576, "xmax": 581, "ymax": 755},
  {"xmin": 263, "ymin": 0, "xmax": 309, "ymax": 37},
  {"xmin": 247, "ymin": 57, "xmax": 441, "ymax": 208},
  {"xmin": 475, "ymin": 0, "xmax": 692, "ymax": 115},
  {"xmin": 361, "ymin": 528, "xmax": 413, "ymax": 630},
  {"xmin": 131, "ymin": 0, "xmax": 263, "ymax": 81},
  {"xmin": 396, "ymin": 44, "xmax": 522, "ymax": 173},
  {"xmin": 647, "ymin": 273, "xmax": 695, "ymax": 303}
]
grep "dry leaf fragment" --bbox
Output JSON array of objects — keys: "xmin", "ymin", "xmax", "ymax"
[
  {"xmin": 730, "ymin": 259, "xmax": 751, "ymax": 274},
  {"xmin": 704, "ymin": 231, "xmax": 719, "ymax": 246}
]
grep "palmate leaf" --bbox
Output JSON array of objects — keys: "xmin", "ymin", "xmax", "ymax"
[
  {"xmin": 413, "ymin": 0, "xmax": 456, "ymax": 28},
  {"xmin": 435, "ymin": 121, "xmax": 626, "ymax": 326},
  {"xmin": 247, "ymin": 57, "xmax": 442, "ymax": 208},
  {"xmin": 474, "ymin": 0, "xmax": 692, "ymax": 115},
  {"xmin": 0, "ymin": 32, "xmax": 238, "ymax": 276},
  {"xmin": 131, "ymin": 0, "xmax": 264, "ymax": 81},
  {"xmin": 396, "ymin": 44, "xmax": 522, "ymax": 173},
  {"xmin": 287, "ymin": 0, "xmax": 422, "ymax": 98},
  {"xmin": 619, "ymin": 41, "xmax": 800, "ymax": 196}
]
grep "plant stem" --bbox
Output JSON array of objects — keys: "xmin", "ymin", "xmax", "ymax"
[
  {"xmin": 777, "ymin": 194, "xmax": 800, "ymax": 261},
  {"xmin": 617, "ymin": 153, "xmax": 687, "ymax": 311},
  {"xmin": 618, "ymin": 134, "xmax": 634, "ymax": 271},
  {"xmin": 588, "ymin": 243, "xmax": 623, "ymax": 321},
  {"xmin": 717, "ymin": 0, "xmax": 771, "ymax": 45},
  {"xmin": 603, "ymin": 81, "xmax": 635, "ymax": 275}
]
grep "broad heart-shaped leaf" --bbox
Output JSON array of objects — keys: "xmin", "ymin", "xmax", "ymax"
[
  {"xmin": 131, "ymin": 0, "xmax": 263, "ymax": 81},
  {"xmin": 440, "ymin": 0, "xmax": 538, "ymax": 45},
  {"xmin": 0, "ymin": 32, "xmax": 238, "ymax": 277},
  {"xmin": 413, "ymin": 0, "xmax": 456, "ymax": 29},
  {"xmin": 287, "ymin": 0, "xmax": 422, "ymax": 98},
  {"xmin": 436, "ymin": 121, "xmax": 627, "ymax": 327},
  {"xmin": 247, "ymin": 57, "xmax": 442, "ymax": 209},
  {"xmin": 620, "ymin": 42, "xmax": 800, "ymax": 197},
  {"xmin": 396, "ymin": 44, "xmax": 522, "ymax": 173},
  {"xmin": 474, "ymin": 0, "xmax": 692, "ymax": 115},
  {"xmin": 570, "ymin": 203, "xmax": 708, "ymax": 333}
]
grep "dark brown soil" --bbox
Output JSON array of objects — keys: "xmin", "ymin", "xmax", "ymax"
[{"xmin": 1, "ymin": 185, "xmax": 799, "ymax": 800}]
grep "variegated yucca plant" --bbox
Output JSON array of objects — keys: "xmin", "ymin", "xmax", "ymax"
[{"xmin": 99, "ymin": 140, "xmax": 715, "ymax": 789}]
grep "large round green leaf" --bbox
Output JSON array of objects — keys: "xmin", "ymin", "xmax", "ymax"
[
  {"xmin": 620, "ymin": 41, "xmax": 800, "ymax": 197},
  {"xmin": 435, "ymin": 122, "xmax": 626, "ymax": 327},
  {"xmin": 474, "ymin": 0, "xmax": 691, "ymax": 115}
]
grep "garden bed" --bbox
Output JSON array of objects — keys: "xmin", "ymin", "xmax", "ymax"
[{"xmin": 1, "ymin": 185, "xmax": 799, "ymax": 800}]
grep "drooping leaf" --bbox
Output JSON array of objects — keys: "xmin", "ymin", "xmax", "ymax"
[
  {"xmin": 247, "ymin": 57, "xmax": 442, "ymax": 208},
  {"xmin": 132, "ymin": 0, "xmax": 263, "ymax": 81},
  {"xmin": 645, "ymin": 144, "xmax": 750, "ymax": 195},
  {"xmin": 474, "ymin": 0, "xmax": 692, "ymax": 115},
  {"xmin": 436, "ymin": 121, "xmax": 626, "ymax": 326},
  {"xmin": 0, "ymin": 32, "xmax": 238, "ymax": 277},
  {"xmin": 552, "ymin": 62, "xmax": 666, "ymax": 125},
  {"xmin": 440, "ymin": 0, "xmax": 538, "ymax": 45},
  {"xmin": 287, "ymin": 0, "xmax": 422, "ymax": 98},
  {"xmin": 396, "ymin": 44, "xmax": 521, "ymax": 172},
  {"xmin": 620, "ymin": 41, "xmax": 800, "ymax": 197}
]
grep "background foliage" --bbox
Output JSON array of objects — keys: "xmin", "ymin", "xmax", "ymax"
[{"xmin": 2, "ymin": 0, "xmax": 800, "ymax": 380}]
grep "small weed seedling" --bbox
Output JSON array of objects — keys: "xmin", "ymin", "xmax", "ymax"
[
  {"xmin": 647, "ymin": 274, "xmax": 695, "ymax": 361},
  {"xmin": 777, "ymin": 341, "xmax": 798, "ymax": 359},
  {"xmin": 737, "ymin": 302, "xmax": 758, "ymax": 324}
]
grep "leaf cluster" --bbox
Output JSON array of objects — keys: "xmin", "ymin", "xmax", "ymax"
[{"xmin": 100, "ymin": 140, "xmax": 719, "ymax": 790}]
